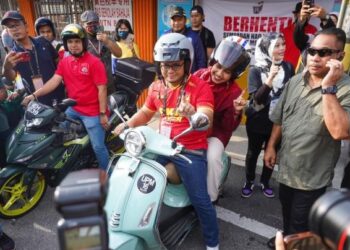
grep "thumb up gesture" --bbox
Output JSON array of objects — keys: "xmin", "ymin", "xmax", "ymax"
[{"xmin": 177, "ymin": 93, "xmax": 195, "ymax": 117}]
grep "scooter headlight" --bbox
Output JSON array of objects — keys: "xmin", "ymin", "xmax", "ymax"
[
  {"xmin": 124, "ymin": 130, "xmax": 145, "ymax": 157},
  {"xmin": 26, "ymin": 118, "xmax": 44, "ymax": 128}
]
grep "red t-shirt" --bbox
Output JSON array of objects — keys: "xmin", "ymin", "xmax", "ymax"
[
  {"xmin": 282, "ymin": 22, "xmax": 317, "ymax": 69},
  {"xmin": 145, "ymin": 75, "xmax": 214, "ymax": 150},
  {"xmin": 194, "ymin": 67, "xmax": 242, "ymax": 147},
  {"xmin": 55, "ymin": 52, "xmax": 107, "ymax": 116}
]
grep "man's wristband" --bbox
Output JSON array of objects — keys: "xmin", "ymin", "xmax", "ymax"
[
  {"xmin": 32, "ymin": 93, "xmax": 37, "ymax": 99},
  {"xmin": 321, "ymin": 86, "xmax": 337, "ymax": 95},
  {"xmin": 100, "ymin": 112, "xmax": 106, "ymax": 116}
]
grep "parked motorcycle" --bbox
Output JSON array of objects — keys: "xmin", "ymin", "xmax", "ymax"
[{"xmin": 0, "ymin": 97, "xmax": 123, "ymax": 219}]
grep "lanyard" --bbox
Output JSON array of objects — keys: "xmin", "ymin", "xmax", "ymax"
[
  {"xmin": 28, "ymin": 41, "xmax": 41, "ymax": 76},
  {"xmin": 88, "ymin": 39, "xmax": 101, "ymax": 56},
  {"xmin": 160, "ymin": 77, "xmax": 187, "ymax": 117}
]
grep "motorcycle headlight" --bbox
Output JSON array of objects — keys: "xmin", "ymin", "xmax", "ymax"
[
  {"xmin": 124, "ymin": 130, "xmax": 145, "ymax": 157},
  {"xmin": 26, "ymin": 118, "xmax": 44, "ymax": 128}
]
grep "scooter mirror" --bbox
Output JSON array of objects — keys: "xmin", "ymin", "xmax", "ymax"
[{"xmin": 190, "ymin": 112, "xmax": 209, "ymax": 131}]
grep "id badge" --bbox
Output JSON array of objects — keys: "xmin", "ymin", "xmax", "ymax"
[
  {"xmin": 160, "ymin": 120, "xmax": 172, "ymax": 138},
  {"xmin": 32, "ymin": 75, "xmax": 44, "ymax": 90}
]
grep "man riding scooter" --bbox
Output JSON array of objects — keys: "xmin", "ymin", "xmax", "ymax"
[
  {"xmin": 22, "ymin": 24, "xmax": 110, "ymax": 171},
  {"xmin": 113, "ymin": 33, "xmax": 219, "ymax": 250}
]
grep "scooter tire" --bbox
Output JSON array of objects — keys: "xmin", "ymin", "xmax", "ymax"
[{"xmin": 0, "ymin": 171, "xmax": 47, "ymax": 219}]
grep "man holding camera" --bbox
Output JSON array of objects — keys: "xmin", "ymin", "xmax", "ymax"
[
  {"xmin": 81, "ymin": 10, "xmax": 122, "ymax": 94},
  {"xmin": 1, "ymin": 11, "xmax": 65, "ymax": 106},
  {"xmin": 264, "ymin": 27, "xmax": 350, "ymax": 241}
]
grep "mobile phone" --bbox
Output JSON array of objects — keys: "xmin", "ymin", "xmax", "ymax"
[
  {"xmin": 304, "ymin": 0, "xmax": 314, "ymax": 7},
  {"xmin": 96, "ymin": 25, "xmax": 104, "ymax": 33},
  {"xmin": 284, "ymin": 232, "xmax": 329, "ymax": 250},
  {"xmin": 18, "ymin": 52, "xmax": 30, "ymax": 62}
]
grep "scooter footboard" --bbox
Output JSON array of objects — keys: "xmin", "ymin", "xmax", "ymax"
[{"xmin": 109, "ymin": 232, "xmax": 144, "ymax": 250}]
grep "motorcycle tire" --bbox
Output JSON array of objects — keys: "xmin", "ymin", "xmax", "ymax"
[{"xmin": 0, "ymin": 171, "xmax": 47, "ymax": 219}]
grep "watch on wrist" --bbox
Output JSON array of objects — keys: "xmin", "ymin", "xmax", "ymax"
[
  {"xmin": 321, "ymin": 86, "xmax": 337, "ymax": 95},
  {"xmin": 100, "ymin": 112, "xmax": 106, "ymax": 116}
]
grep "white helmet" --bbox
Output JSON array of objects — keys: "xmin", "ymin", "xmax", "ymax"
[{"xmin": 154, "ymin": 33, "xmax": 194, "ymax": 75}]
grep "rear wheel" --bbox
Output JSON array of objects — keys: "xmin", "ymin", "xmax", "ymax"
[{"xmin": 0, "ymin": 171, "xmax": 47, "ymax": 219}]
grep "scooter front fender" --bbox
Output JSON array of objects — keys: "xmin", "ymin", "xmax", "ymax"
[
  {"xmin": 109, "ymin": 232, "xmax": 145, "ymax": 250},
  {"xmin": 0, "ymin": 165, "xmax": 27, "ymax": 179}
]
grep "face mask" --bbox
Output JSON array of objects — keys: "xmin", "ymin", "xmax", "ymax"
[{"xmin": 118, "ymin": 31, "xmax": 129, "ymax": 40}]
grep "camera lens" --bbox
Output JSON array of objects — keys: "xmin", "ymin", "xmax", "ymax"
[{"xmin": 309, "ymin": 190, "xmax": 350, "ymax": 250}]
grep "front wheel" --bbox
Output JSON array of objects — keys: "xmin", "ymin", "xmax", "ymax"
[{"xmin": 0, "ymin": 171, "xmax": 47, "ymax": 219}]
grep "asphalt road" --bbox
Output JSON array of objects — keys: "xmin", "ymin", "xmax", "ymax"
[{"xmin": 1, "ymin": 125, "xmax": 348, "ymax": 250}]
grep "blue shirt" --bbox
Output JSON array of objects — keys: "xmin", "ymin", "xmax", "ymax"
[
  {"xmin": 13, "ymin": 37, "xmax": 65, "ymax": 106},
  {"xmin": 165, "ymin": 27, "xmax": 206, "ymax": 73}
]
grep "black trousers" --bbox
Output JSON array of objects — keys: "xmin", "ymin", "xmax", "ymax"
[
  {"xmin": 245, "ymin": 129, "xmax": 273, "ymax": 185},
  {"xmin": 279, "ymin": 183, "xmax": 326, "ymax": 235}
]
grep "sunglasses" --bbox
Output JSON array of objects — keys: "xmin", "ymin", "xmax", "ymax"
[{"xmin": 307, "ymin": 48, "xmax": 340, "ymax": 57}]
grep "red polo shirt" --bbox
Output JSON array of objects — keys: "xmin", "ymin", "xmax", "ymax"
[{"xmin": 55, "ymin": 52, "xmax": 107, "ymax": 116}]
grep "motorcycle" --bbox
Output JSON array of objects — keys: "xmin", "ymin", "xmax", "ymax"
[
  {"xmin": 0, "ymin": 97, "xmax": 123, "ymax": 219},
  {"xmin": 102, "ymin": 112, "xmax": 231, "ymax": 249}
]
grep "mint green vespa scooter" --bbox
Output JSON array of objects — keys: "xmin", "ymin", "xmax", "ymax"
[{"xmin": 104, "ymin": 112, "xmax": 231, "ymax": 250}]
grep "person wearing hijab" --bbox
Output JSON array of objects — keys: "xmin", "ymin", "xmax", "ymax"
[{"xmin": 241, "ymin": 32, "xmax": 294, "ymax": 199}]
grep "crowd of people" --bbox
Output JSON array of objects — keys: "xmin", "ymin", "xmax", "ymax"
[{"xmin": 0, "ymin": 1, "xmax": 349, "ymax": 250}]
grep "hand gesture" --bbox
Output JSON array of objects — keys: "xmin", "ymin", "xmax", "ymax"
[
  {"xmin": 233, "ymin": 89, "xmax": 247, "ymax": 112},
  {"xmin": 268, "ymin": 57, "xmax": 280, "ymax": 79},
  {"xmin": 321, "ymin": 59, "xmax": 344, "ymax": 88},
  {"xmin": 177, "ymin": 94, "xmax": 195, "ymax": 117},
  {"xmin": 309, "ymin": 5, "xmax": 327, "ymax": 19}
]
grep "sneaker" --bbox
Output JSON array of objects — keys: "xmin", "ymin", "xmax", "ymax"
[
  {"xmin": 241, "ymin": 181, "xmax": 254, "ymax": 198},
  {"xmin": 0, "ymin": 232, "xmax": 15, "ymax": 250},
  {"xmin": 261, "ymin": 183, "xmax": 275, "ymax": 198}
]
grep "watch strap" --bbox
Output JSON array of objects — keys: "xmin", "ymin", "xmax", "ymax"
[{"xmin": 321, "ymin": 86, "xmax": 337, "ymax": 95}]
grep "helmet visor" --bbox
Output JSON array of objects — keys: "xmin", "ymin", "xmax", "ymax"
[
  {"xmin": 154, "ymin": 47, "xmax": 183, "ymax": 62},
  {"xmin": 214, "ymin": 40, "xmax": 243, "ymax": 69}
]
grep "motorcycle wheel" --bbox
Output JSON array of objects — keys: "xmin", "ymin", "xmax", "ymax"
[{"xmin": 0, "ymin": 171, "xmax": 47, "ymax": 219}]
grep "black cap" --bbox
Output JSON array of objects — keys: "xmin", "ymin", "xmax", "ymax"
[
  {"xmin": 190, "ymin": 5, "xmax": 204, "ymax": 15},
  {"xmin": 171, "ymin": 6, "xmax": 186, "ymax": 19},
  {"xmin": 1, "ymin": 11, "xmax": 25, "ymax": 25},
  {"xmin": 292, "ymin": 2, "xmax": 303, "ymax": 14}
]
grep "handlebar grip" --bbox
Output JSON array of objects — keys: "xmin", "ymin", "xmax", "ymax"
[{"xmin": 181, "ymin": 148, "xmax": 204, "ymax": 157}]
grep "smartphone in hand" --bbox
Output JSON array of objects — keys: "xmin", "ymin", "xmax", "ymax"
[
  {"xmin": 17, "ymin": 52, "xmax": 30, "ymax": 62},
  {"xmin": 284, "ymin": 232, "xmax": 328, "ymax": 250},
  {"xmin": 303, "ymin": 0, "xmax": 315, "ymax": 7}
]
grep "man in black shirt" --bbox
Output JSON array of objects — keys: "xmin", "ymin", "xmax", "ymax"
[{"xmin": 190, "ymin": 5, "xmax": 216, "ymax": 63}]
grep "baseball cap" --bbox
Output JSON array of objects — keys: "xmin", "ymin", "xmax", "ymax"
[
  {"xmin": 292, "ymin": 2, "xmax": 303, "ymax": 14},
  {"xmin": 190, "ymin": 5, "xmax": 204, "ymax": 15},
  {"xmin": 171, "ymin": 6, "xmax": 186, "ymax": 19},
  {"xmin": 80, "ymin": 10, "xmax": 99, "ymax": 23},
  {"xmin": 1, "ymin": 11, "xmax": 25, "ymax": 25}
]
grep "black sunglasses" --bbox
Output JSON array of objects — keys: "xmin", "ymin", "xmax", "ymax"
[{"xmin": 307, "ymin": 47, "xmax": 340, "ymax": 57}]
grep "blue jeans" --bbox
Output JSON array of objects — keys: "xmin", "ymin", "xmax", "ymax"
[
  {"xmin": 66, "ymin": 107, "xmax": 109, "ymax": 170},
  {"xmin": 156, "ymin": 151, "xmax": 219, "ymax": 247}
]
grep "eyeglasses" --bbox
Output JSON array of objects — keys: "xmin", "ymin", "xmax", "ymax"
[
  {"xmin": 6, "ymin": 23, "xmax": 23, "ymax": 30},
  {"xmin": 160, "ymin": 63, "xmax": 184, "ymax": 71},
  {"xmin": 307, "ymin": 47, "xmax": 340, "ymax": 57}
]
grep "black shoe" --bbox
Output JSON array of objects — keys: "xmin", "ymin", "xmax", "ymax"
[
  {"xmin": 267, "ymin": 236, "xmax": 275, "ymax": 249},
  {"xmin": 0, "ymin": 232, "xmax": 15, "ymax": 250}
]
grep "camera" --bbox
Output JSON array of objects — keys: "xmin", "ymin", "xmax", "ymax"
[{"xmin": 54, "ymin": 169, "xmax": 109, "ymax": 250}]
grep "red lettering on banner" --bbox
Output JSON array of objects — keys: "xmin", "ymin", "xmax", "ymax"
[
  {"xmin": 278, "ymin": 17, "xmax": 288, "ymax": 30},
  {"xmin": 268, "ymin": 17, "xmax": 277, "ymax": 32},
  {"xmin": 259, "ymin": 16, "xmax": 267, "ymax": 32},
  {"xmin": 240, "ymin": 17, "xmax": 249, "ymax": 32},
  {"xmin": 233, "ymin": 16, "xmax": 239, "ymax": 31},
  {"xmin": 224, "ymin": 16, "xmax": 232, "ymax": 31},
  {"xmin": 250, "ymin": 17, "xmax": 259, "ymax": 32}
]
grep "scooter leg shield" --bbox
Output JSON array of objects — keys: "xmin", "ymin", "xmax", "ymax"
[
  {"xmin": 109, "ymin": 232, "xmax": 144, "ymax": 250},
  {"xmin": 0, "ymin": 165, "xmax": 26, "ymax": 178}
]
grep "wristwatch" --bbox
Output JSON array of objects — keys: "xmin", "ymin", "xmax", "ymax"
[
  {"xmin": 321, "ymin": 86, "xmax": 337, "ymax": 95},
  {"xmin": 321, "ymin": 14, "xmax": 330, "ymax": 21},
  {"xmin": 100, "ymin": 112, "xmax": 106, "ymax": 116}
]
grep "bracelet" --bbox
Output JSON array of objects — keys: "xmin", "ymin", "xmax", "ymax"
[{"xmin": 32, "ymin": 93, "xmax": 37, "ymax": 99}]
